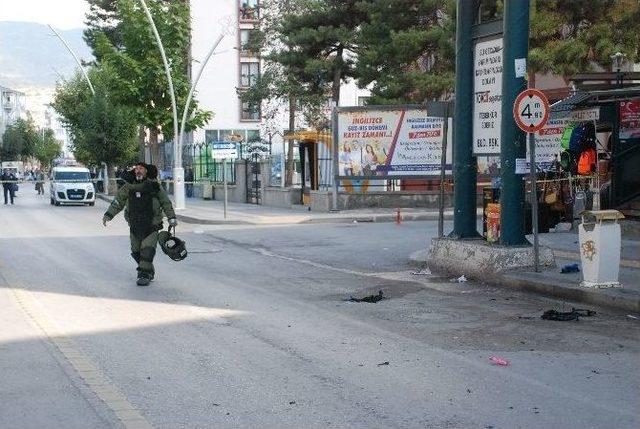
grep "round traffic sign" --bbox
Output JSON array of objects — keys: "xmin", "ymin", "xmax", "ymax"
[{"xmin": 513, "ymin": 88, "xmax": 550, "ymax": 133}]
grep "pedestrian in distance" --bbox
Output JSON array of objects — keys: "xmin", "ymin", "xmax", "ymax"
[
  {"xmin": 102, "ymin": 163, "xmax": 177, "ymax": 286},
  {"xmin": 185, "ymin": 166, "xmax": 194, "ymax": 198},
  {"xmin": 1, "ymin": 169, "xmax": 17, "ymax": 205},
  {"xmin": 35, "ymin": 169, "xmax": 45, "ymax": 195}
]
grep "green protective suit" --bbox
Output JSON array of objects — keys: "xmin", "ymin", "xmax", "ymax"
[{"xmin": 103, "ymin": 179, "xmax": 176, "ymax": 277}]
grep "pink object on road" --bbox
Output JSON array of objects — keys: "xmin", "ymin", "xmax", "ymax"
[{"xmin": 489, "ymin": 356, "xmax": 510, "ymax": 366}]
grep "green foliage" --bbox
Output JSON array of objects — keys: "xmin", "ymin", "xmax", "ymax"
[
  {"xmin": 357, "ymin": 0, "xmax": 456, "ymax": 104},
  {"xmin": 85, "ymin": 0, "xmax": 210, "ymax": 139},
  {"xmin": 1, "ymin": 118, "xmax": 39, "ymax": 160},
  {"xmin": 53, "ymin": 70, "xmax": 139, "ymax": 166},
  {"xmin": 35, "ymin": 129, "xmax": 62, "ymax": 169},
  {"xmin": 530, "ymin": 0, "xmax": 640, "ymax": 76}
]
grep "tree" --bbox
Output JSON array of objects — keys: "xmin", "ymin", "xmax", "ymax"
[
  {"xmin": 53, "ymin": 70, "xmax": 139, "ymax": 170},
  {"xmin": 85, "ymin": 0, "xmax": 210, "ymax": 168},
  {"xmin": 356, "ymin": 0, "xmax": 456, "ymax": 104},
  {"xmin": 530, "ymin": 0, "xmax": 640, "ymax": 77},
  {"xmin": 1, "ymin": 118, "xmax": 39, "ymax": 161},
  {"xmin": 35, "ymin": 129, "xmax": 62, "ymax": 170}
]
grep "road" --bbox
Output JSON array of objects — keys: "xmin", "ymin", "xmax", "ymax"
[{"xmin": 1, "ymin": 191, "xmax": 638, "ymax": 429}]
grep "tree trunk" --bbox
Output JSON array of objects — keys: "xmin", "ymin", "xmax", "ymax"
[
  {"xmin": 149, "ymin": 127, "xmax": 162, "ymax": 169},
  {"xmin": 331, "ymin": 46, "xmax": 344, "ymax": 106},
  {"xmin": 138, "ymin": 126, "xmax": 146, "ymax": 162},
  {"xmin": 286, "ymin": 95, "xmax": 296, "ymax": 187}
]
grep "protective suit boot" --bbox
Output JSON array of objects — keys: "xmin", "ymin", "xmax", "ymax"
[{"xmin": 136, "ymin": 272, "xmax": 151, "ymax": 286}]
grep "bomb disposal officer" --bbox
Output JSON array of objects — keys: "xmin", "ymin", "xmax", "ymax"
[{"xmin": 102, "ymin": 163, "xmax": 177, "ymax": 286}]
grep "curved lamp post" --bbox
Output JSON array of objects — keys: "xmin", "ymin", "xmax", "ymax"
[{"xmin": 137, "ymin": 0, "xmax": 224, "ymax": 210}]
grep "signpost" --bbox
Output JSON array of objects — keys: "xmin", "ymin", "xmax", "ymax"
[
  {"xmin": 513, "ymin": 88, "xmax": 550, "ymax": 272},
  {"xmin": 211, "ymin": 143, "xmax": 238, "ymax": 220}
]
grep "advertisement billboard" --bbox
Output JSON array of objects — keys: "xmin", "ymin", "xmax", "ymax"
[
  {"xmin": 473, "ymin": 37, "xmax": 503, "ymax": 155},
  {"xmin": 335, "ymin": 105, "xmax": 452, "ymax": 179},
  {"xmin": 619, "ymin": 99, "xmax": 640, "ymax": 141}
]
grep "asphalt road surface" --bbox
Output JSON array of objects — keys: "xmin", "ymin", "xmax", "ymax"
[{"xmin": 1, "ymin": 191, "xmax": 638, "ymax": 429}]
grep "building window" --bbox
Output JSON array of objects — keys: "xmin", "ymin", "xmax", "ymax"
[
  {"xmin": 240, "ymin": 62, "xmax": 260, "ymax": 87},
  {"xmin": 239, "ymin": 29, "xmax": 254, "ymax": 56},
  {"xmin": 247, "ymin": 129, "xmax": 260, "ymax": 143},
  {"xmin": 205, "ymin": 129, "xmax": 219, "ymax": 143},
  {"xmin": 239, "ymin": 0, "xmax": 259, "ymax": 21},
  {"xmin": 357, "ymin": 96, "xmax": 371, "ymax": 106},
  {"xmin": 241, "ymin": 99, "xmax": 261, "ymax": 121}
]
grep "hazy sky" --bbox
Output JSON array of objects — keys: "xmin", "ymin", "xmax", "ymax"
[{"xmin": 0, "ymin": 0, "xmax": 89, "ymax": 29}]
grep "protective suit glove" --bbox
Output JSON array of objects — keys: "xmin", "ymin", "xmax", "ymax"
[
  {"xmin": 102, "ymin": 215, "xmax": 110, "ymax": 227},
  {"xmin": 168, "ymin": 218, "xmax": 178, "ymax": 227}
]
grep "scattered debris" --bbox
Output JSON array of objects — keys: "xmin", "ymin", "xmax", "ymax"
[
  {"xmin": 627, "ymin": 315, "xmax": 639, "ymax": 320},
  {"xmin": 377, "ymin": 361, "xmax": 390, "ymax": 366},
  {"xmin": 348, "ymin": 290, "xmax": 385, "ymax": 303},
  {"xmin": 212, "ymin": 403, "xmax": 220, "ymax": 407},
  {"xmin": 541, "ymin": 308, "xmax": 596, "ymax": 321},
  {"xmin": 466, "ymin": 388, "xmax": 472, "ymax": 394},
  {"xmin": 289, "ymin": 401, "xmax": 296, "ymax": 405},
  {"xmin": 146, "ymin": 376, "xmax": 151, "ymax": 380},
  {"xmin": 591, "ymin": 369, "xmax": 600, "ymax": 374},
  {"xmin": 411, "ymin": 268, "xmax": 432, "ymax": 276},
  {"xmin": 489, "ymin": 356, "xmax": 510, "ymax": 366},
  {"xmin": 561, "ymin": 263, "xmax": 580, "ymax": 273},
  {"xmin": 450, "ymin": 275, "xmax": 468, "ymax": 283}
]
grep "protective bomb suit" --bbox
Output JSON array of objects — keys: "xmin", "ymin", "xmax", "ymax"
[{"xmin": 102, "ymin": 163, "xmax": 176, "ymax": 286}]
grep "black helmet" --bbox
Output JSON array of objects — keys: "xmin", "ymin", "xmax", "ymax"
[{"xmin": 159, "ymin": 227, "xmax": 187, "ymax": 261}]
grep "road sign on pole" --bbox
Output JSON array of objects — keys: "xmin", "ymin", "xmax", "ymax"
[
  {"xmin": 211, "ymin": 143, "xmax": 238, "ymax": 160},
  {"xmin": 513, "ymin": 88, "xmax": 549, "ymax": 272},
  {"xmin": 513, "ymin": 88, "xmax": 550, "ymax": 133}
]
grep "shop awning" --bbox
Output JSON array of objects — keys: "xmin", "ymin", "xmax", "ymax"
[
  {"xmin": 284, "ymin": 130, "xmax": 332, "ymax": 143},
  {"xmin": 551, "ymin": 87, "xmax": 640, "ymax": 119}
]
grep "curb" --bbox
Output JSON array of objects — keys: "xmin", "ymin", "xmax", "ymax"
[
  {"xmin": 98, "ymin": 193, "xmax": 452, "ymax": 225},
  {"xmin": 409, "ymin": 247, "xmax": 640, "ymax": 313}
]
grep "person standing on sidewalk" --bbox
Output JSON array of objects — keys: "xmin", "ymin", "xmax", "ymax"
[
  {"xmin": 102, "ymin": 163, "xmax": 177, "ymax": 286},
  {"xmin": 1, "ymin": 169, "xmax": 17, "ymax": 205},
  {"xmin": 35, "ymin": 169, "xmax": 45, "ymax": 195}
]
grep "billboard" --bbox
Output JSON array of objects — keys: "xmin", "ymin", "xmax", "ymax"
[
  {"xmin": 620, "ymin": 99, "xmax": 640, "ymax": 141},
  {"xmin": 473, "ymin": 37, "xmax": 503, "ymax": 154},
  {"xmin": 335, "ymin": 106, "xmax": 452, "ymax": 178}
]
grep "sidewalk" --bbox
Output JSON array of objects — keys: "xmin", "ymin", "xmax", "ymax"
[
  {"xmin": 98, "ymin": 193, "xmax": 465, "ymax": 225},
  {"xmin": 411, "ymin": 229, "xmax": 640, "ymax": 313}
]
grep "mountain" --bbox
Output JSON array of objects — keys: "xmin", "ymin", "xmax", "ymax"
[{"xmin": 0, "ymin": 21, "xmax": 92, "ymax": 90}]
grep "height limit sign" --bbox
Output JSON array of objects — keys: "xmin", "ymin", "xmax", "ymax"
[{"xmin": 513, "ymin": 88, "xmax": 550, "ymax": 133}]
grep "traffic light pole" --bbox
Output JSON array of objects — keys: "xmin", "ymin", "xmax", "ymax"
[{"xmin": 499, "ymin": 0, "xmax": 530, "ymax": 245}]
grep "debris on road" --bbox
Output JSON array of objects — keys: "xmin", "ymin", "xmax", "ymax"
[
  {"xmin": 450, "ymin": 275, "xmax": 468, "ymax": 283},
  {"xmin": 489, "ymin": 356, "xmax": 510, "ymax": 366},
  {"xmin": 627, "ymin": 315, "xmax": 639, "ymax": 320},
  {"xmin": 411, "ymin": 268, "xmax": 432, "ymax": 275},
  {"xmin": 289, "ymin": 401, "xmax": 296, "ymax": 405},
  {"xmin": 377, "ymin": 361, "xmax": 390, "ymax": 366},
  {"xmin": 560, "ymin": 263, "xmax": 580, "ymax": 273},
  {"xmin": 541, "ymin": 308, "xmax": 596, "ymax": 321},
  {"xmin": 348, "ymin": 290, "xmax": 385, "ymax": 303}
]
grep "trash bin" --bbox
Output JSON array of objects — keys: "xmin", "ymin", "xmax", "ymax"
[
  {"xmin": 202, "ymin": 180, "xmax": 213, "ymax": 200},
  {"xmin": 578, "ymin": 210, "xmax": 625, "ymax": 288}
]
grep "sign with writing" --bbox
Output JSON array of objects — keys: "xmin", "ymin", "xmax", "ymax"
[
  {"xmin": 336, "ymin": 107, "xmax": 452, "ymax": 177},
  {"xmin": 473, "ymin": 37, "xmax": 503, "ymax": 154},
  {"xmin": 513, "ymin": 88, "xmax": 550, "ymax": 133},
  {"xmin": 211, "ymin": 142, "xmax": 238, "ymax": 159},
  {"xmin": 619, "ymin": 99, "xmax": 640, "ymax": 141}
]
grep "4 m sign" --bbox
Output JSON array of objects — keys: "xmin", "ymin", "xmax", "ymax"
[{"xmin": 513, "ymin": 88, "xmax": 550, "ymax": 133}]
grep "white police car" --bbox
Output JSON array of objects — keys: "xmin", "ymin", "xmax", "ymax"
[{"xmin": 50, "ymin": 166, "xmax": 96, "ymax": 206}]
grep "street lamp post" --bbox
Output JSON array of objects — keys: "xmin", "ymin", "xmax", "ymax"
[{"xmin": 137, "ymin": 0, "xmax": 225, "ymax": 210}]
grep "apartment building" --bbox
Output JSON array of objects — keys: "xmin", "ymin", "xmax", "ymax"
[
  {"xmin": 0, "ymin": 85, "xmax": 26, "ymax": 138},
  {"xmin": 190, "ymin": 0, "xmax": 370, "ymax": 154}
]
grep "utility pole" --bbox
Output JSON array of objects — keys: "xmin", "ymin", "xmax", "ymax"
[
  {"xmin": 499, "ymin": 0, "xmax": 530, "ymax": 245},
  {"xmin": 451, "ymin": 1, "xmax": 478, "ymax": 238}
]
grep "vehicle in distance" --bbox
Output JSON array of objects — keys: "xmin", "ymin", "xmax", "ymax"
[{"xmin": 50, "ymin": 166, "xmax": 96, "ymax": 206}]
